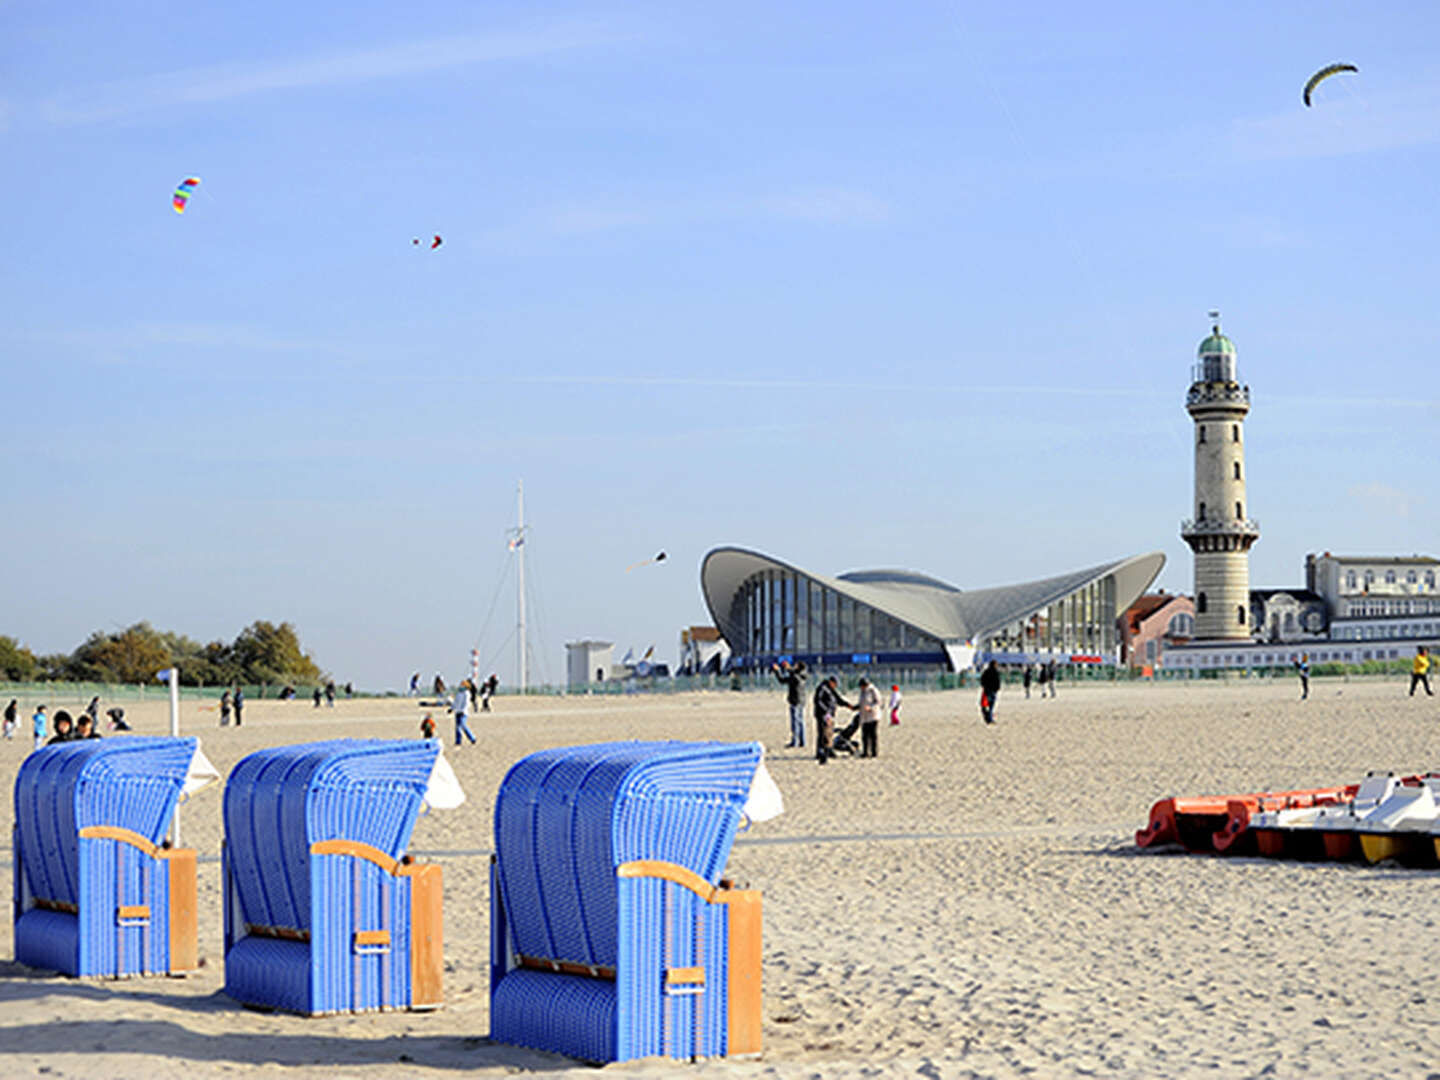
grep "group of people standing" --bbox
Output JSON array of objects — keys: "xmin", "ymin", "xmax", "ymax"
[
  {"xmin": 1020, "ymin": 661, "xmax": 1059, "ymax": 699},
  {"xmin": 8, "ymin": 696, "xmax": 116, "ymax": 750},
  {"xmin": 773, "ymin": 658, "xmax": 1062, "ymax": 746},
  {"xmin": 773, "ymin": 661, "xmax": 902, "ymax": 765},
  {"xmin": 426, "ymin": 673, "xmax": 501, "ymax": 746},
  {"xmin": 218, "ymin": 687, "xmax": 246, "ymax": 725}
]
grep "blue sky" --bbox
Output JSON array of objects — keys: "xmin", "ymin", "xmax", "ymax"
[{"xmin": 4, "ymin": 2, "xmax": 1438, "ymax": 688}]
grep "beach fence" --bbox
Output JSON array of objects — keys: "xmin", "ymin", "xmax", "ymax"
[
  {"xmin": 490, "ymin": 740, "xmax": 767, "ymax": 1064},
  {"xmin": 221, "ymin": 739, "xmax": 449, "ymax": 1015},
  {"xmin": 13, "ymin": 737, "xmax": 204, "ymax": 977}
]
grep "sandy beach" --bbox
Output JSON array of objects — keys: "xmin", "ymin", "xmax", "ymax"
[{"xmin": 2, "ymin": 677, "xmax": 1438, "ymax": 1079}]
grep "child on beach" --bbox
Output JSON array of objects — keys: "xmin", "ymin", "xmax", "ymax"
[
  {"xmin": 4, "ymin": 699, "xmax": 16, "ymax": 739},
  {"xmin": 420, "ymin": 714, "xmax": 436, "ymax": 739}
]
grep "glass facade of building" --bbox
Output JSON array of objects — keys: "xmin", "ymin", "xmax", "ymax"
[
  {"xmin": 727, "ymin": 568, "xmax": 945, "ymax": 667},
  {"xmin": 725, "ymin": 567, "xmax": 1123, "ymax": 671},
  {"xmin": 981, "ymin": 576, "xmax": 1118, "ymax": 660}
]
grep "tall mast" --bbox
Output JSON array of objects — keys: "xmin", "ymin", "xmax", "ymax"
[{"xmin": 516, "ymin": 480, "xmax": 527, "ymax": 693}]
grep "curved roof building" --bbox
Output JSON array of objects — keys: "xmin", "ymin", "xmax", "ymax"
[{"xmin": 701, "ymin": 547, "xmax": 1165, "ymax": 672}]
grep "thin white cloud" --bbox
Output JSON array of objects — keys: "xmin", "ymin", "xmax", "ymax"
[
  {"xmin": 510, "ymin": 187, "xmax": 893, "ymax": 241},
  {"xmin": 31, "ymin": 22, "xmax": 624, "ymax": 127},
  {"xmin": 759, "ymin": 188, "xmax": 891, "ymax": 224},
  {"xmin": 1348, "ymin": 482, "xmax": 1422, "ymax": 519},
  {"xmin": 1227, "ymin": 80, "xmax": 1440, "ymax": 162},
  {"xmin": 8, "ymin": 321, "xmax": 345, "ymax": 360}
]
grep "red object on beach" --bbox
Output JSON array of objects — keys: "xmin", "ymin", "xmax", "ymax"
[
  {"xmin": 1135, "ymin": 784, "xmax": 1357, "ymax": 853},
  {"xmin": 1211, "ymin": 787, "xmax": 1355, "ymax": 854}
]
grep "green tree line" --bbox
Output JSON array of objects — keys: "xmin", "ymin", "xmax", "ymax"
[{"xmin": 0, "ymin": 621, "xmax": 325, "ymax": 687}]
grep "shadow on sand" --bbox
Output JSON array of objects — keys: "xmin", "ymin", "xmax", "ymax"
[
  {"xmin": 0, "ymin": 962, "xmax": 576, "ymax": 1071},
  {"xmin": 0, "ymin": 1017, "xmax": 580, "ymax": 1071}
]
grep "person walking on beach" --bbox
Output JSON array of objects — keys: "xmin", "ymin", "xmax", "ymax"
[
  {"xmin": 85, "ymin": 696, "xmax": 101, "ymax": 726},
  {"xmin": 409, "ymin": 672, "xmax": 420, "ymax": 696},
  {"xmin": 481, "ymin": 674, "xmax": 499, "ymax": 711},
  {"xmin": 1023, "ymin": 665, "xmax": 1033, "ymax": 699},
  {"xmin": 889, "ymin": 684, "xmax": 902, "ymax": 726},
  {"xmin": 1045, "ymin": 660, "xmax": 1058, "ymax": 698},
  {"xmin": 1294, "ymin": 654, "xmax": 1310, "ymax": 700},
  {"xmin": 325, "ymin": 681, "xmax": 336, "ymax": 707},
  {"xmin": 772, "ymin": 660, "xmax": 808, "ymax": 748},
  {"xmin": 451, "ymin": 682, "xmax": 477, "ymax": 746},
  {"xmin": 4, "ymin": 699, "xmax": 17, "ymax": 740},
  {"xmin": 856, "ymin": 677, "xmax": 883, "ymax": 758},
  {"xmin": 1410, "ymin": 646, "xmax": 1433, "ymax": 697},
  {"xmin": 219, "ymin": 690, "xmax": 232, "ymax": 726},
  {"xmin": 233, "ymin": 686, "xmax": 244, "ymax": 726},
  {"xmin": 312, "ymin": 687, "xmax": 323, "ymax": 708},
  {"xmin": 812, "ymin": 676, "xmax": 852, "ymax": 765},
  {"xmin": 979, "ymin": 661, "xmax": 1002, "ymax": 725},
  {"xmin": 31, "ymin": 704, "xmax": 47, "ymax": 750}
]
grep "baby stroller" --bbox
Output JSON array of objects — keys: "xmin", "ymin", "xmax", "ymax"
[{"xmin": 830, "ymin": 713, "xmax": 860, "ymax": 756}]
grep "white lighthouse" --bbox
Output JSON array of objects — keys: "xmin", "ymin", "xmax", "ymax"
[{"xmin": 1180, "ymin": 317, "xmax": 1259, "ymax": 641}]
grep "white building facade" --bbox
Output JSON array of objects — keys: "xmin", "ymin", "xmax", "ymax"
[{"xmin": 1307, "ymin": 553, "xmax": 1440, "ymax": 645}]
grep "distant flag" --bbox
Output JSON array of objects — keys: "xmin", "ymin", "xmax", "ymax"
[
  {"xmin": 508, "ymin": 535, "xmax": 525, "ymax": 551},
  {"xmin": 642, "ymin": 645, "xmax": 655, "ymax": 661},
  {"xmin": 155, "ymin": 667, "xmax": 177, "ymax": 682},
  {"xmin": 620, "ymin": 647, "xmax": 635, "ymax": 665}
]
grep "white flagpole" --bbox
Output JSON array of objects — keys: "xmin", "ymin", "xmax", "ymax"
[
  {"xmin": 516, "ymin": 480, "xmax": 527, "ymax": 694},
  {"xmin": 167, "ymin": 667, "xmax": 181, "ymax": 845}
]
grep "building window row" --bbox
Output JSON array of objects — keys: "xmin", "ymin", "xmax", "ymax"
[
  {"xmin": 1331, "ymin": 622, "xmax": 1440, "ymax": 642},
  {"xmin": 1344, "ymin": 569, "xmax": 1436, "ymax": 591},
  {"xmin": 1344, "ymin": 597, "xmax": 1440, "ymax": 617}
]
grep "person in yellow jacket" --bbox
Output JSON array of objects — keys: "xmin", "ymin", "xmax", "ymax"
[{"xmin": 1411, "ymin": 646, "xmax": 1433, "ymax": 697}]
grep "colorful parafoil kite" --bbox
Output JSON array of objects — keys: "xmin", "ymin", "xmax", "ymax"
[
  {"xmin": 1303, "ymin": 63, "xmax": 1358, "ymax": 107},
  {"xmin": 172, "ymin": 177, "xmax": 200, "ymax": 214}
]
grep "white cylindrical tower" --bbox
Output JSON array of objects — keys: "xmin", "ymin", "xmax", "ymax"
[{"xmin": 1180, "ymin": 319, "xmax": 1259, "ymax": 641}]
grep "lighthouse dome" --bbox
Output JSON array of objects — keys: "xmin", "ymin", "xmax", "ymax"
[{"xmin": 1197, "ymin": 327, "xmax": 1236, "ymax": 357}]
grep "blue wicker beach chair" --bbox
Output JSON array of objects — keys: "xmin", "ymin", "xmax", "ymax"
[
  {"xmin": 490, "ymin": 740, "xmax": 766, "ymax": 1063},
  {"xmin": 222, "ymin": 739, "xmax": 446, "ymax": 1015},
  {"xmin": 13, "ymin": 737, "xmax": 201, "ymax": 978}
]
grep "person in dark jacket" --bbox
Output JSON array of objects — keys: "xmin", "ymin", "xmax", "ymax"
[
  {"xmin": 979, "ymin": 661, "xmax": 1002, "ymax": 725},
  {"xmin": 46, "ymin": 711, "xmax": 74, "ymax": 745},
  {"xmin": 772, "ymin": 660, "xmax": 808, "ymax": 748},
  {"xmin": 811, "ymin": 675, "xmax": 854, "ymax": 764}
]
